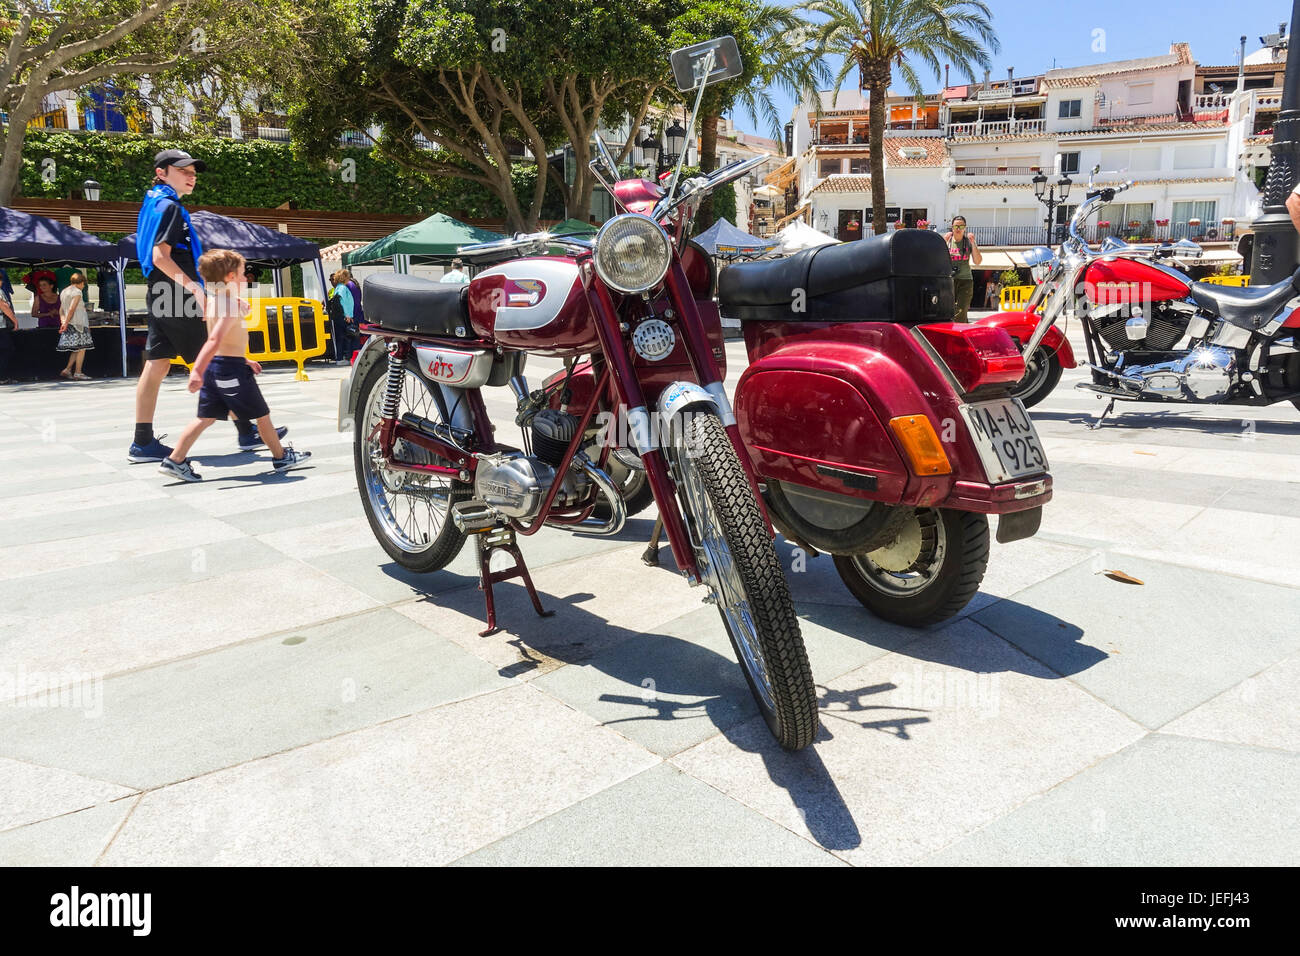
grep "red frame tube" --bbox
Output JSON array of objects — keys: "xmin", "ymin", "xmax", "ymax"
[{"xmin": 580, "ymin": 261, "xmax": 701, "ymax": 581}]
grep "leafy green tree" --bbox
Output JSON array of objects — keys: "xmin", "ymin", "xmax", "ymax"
[
  {"xmin": 289, "ymin": 0, "xmax": 681, "ymax": 231},
  {"xmin": 0, "ymin": 0, "xmax": 309, "ymax": 205},
  {"xmin": 668, "ymin": 0, "xmax": 827, "ymax": 230},
  {"xmin": 799, "ymin": 0, "xmax": 998, "ymax": 233}
]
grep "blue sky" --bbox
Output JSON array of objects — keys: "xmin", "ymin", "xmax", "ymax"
[{"xmin": 728, "ymin": 0, "xmax": 1293, "ymax": 137}]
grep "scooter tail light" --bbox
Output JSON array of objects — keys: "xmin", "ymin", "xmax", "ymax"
[
  {"xmin": 919, "ymin": 323, "xmax": 1026, "ymax": 392},
  {"xmin": 888, "ymin": 415, "xmax": 952, "ymax": 476}
]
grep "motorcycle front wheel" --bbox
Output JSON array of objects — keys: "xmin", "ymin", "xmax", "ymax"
[
  {"xmin": 833, "ymin": 508, "xmax": 989, "ymax": 628},
  {"xmin": 669, "ymin": 408, "xmax": 819, "ymax": 750},
  {"xmin": 354, "ymin": 357, "xmax": 470, "ymax": 572},
  {"xmin": 1011, "ymin": 348, "xmax": 1063, "ymax": 408}
]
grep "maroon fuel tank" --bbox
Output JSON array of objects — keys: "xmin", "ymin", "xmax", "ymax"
[{"xmin": 467, "ymin": 256, "xmax": 599, "ymax": 355}]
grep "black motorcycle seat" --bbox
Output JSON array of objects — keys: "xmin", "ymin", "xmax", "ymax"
[
  {"xmin": 1189, "ymin": 267, "xmax": 1300, "ymax": 330},
  {"xmin": 717, "ymin": 230, "xmax": 953, "ymax": 324},
  {"xmin": 361, "ymin": 273, "xmax": 469, "ymax": 337}
]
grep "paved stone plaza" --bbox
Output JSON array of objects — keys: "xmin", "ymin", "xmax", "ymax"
[{"xmin": 1, "ymin": 326, "xmax": 1297, "ymax": 866}]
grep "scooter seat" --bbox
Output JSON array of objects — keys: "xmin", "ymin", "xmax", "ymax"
[
  {"xmin": 718, "ymin": 229, "xmax": 954, "ymax": 324},
  {"xmin": 1189, "ymin": 267, "xmax": 1300, "ymax": 330},
  {"xmin": 362, "ymin": 273, "xmax": 470, "ymax": 337}
]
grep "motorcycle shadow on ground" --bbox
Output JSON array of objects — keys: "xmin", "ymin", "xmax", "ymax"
[
  {"xmin": 1032, "ymin": 407, "xmax": 1300, "ymax": 435},
  {"xmin": 382, "ymin": 547, "xmax": 859, "ymax": 850}
]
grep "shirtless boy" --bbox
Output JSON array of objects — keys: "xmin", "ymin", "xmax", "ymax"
[{"xmin": 159, "ymin": 248, "xmax": 310, "ymax": 482}]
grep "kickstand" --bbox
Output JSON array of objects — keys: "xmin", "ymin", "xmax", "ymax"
[
  {"xmin": 642, "ymin": 515, "xmax": 664, "ymax": 566},
  {"xmin": 1087, "ymin": 397, "xmax": 1116, "ymax": 430},
  {"xmin": 476, "ymin": 526, "xmax": 554, "ymax": 637}
]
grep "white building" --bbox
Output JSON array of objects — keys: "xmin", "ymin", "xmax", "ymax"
[{"xmin": 786, "ymin": 41, "xmax": 1271, "ymax": 262}]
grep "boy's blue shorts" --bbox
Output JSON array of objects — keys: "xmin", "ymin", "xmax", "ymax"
[{"xmin": 197, "ymin": 355, "xmax": 269, "ymax": 421}]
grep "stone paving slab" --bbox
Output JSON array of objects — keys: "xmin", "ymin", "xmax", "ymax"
[
  {"xmin": 0, "ymin": 608, "xmax": 510, "ymax": 790},
  {"xmin": 974, "ymin": 555, "xmax": 1300, "ymax": 729},
  {"xmin": 671, "ymin": 618, "xmax": 1146, "ymax": 866},
  {"xmin": 98, "ymin": 684, "xmax": 659, "ymax": 866},
  {"xmin": 0, "ymin": 562, "xmax": 379, "ymax": 691},
  {"xmin": 1160, "ymin": 653, "xmax": 1300, "ymax": 752},
  {"xmin": 0, "ymin": 799, "xmax": 137, "ymax": 866},
  {"xmin": 0, "ymin": 757, "xmax": 135, "ymax": 831},
  {"xmin": 922, "ymin": 734, "xmax": 1299, "ymax": 866},
  {"xmin": 455, "ymin": 763, "xmax": 844, "ymax": 866}
]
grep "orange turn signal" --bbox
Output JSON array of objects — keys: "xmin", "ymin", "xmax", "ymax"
[{"xmin": 888, "ymin": 414, "xmax": 952, "ymax": 475}]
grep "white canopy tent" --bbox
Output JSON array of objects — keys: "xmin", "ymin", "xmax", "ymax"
[{"xmin": 772, "ymin": 219, "xmax": 839, "ymax": 255}]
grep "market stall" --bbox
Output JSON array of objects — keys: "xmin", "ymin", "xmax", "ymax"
[
  {"xmin": 343, "ymin": 213, "xmax": 504, "ymax": 272},
  {"xmin": 0, "ymin": 207, "xmax": 123, "ymax": 379}
]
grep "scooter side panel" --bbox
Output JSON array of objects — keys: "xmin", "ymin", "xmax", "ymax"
[
  {"xmin": 736, "ymin": 367, "xmax": 912, "ymax": 502},
  {"xmin": 974, "ymin": 311, "xmax": 1078, "ymax": 368}
]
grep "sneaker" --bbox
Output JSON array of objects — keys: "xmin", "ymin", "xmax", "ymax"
[
  {"xmin": 272, "ymin": 446, "xmax": 311, "ymax": 473},
  {"xmin": 128, "ymin": 436, "xmax": 174, "ymax": 463},
  {"xmin": 237, "ymin": 425, "xmax": 288, "ymax": 451},
  {"xmin": 158, "ymin": 458, "xmax": 202, "ymax": 482}
]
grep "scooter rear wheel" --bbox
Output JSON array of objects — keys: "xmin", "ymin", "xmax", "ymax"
[
  {"xmin": 670, "ymin": 409, "xmax": 819, "ymax": 750},
  {"xmin": 833, "ymin": 509, "xmax": 989, "ymax": 627}
]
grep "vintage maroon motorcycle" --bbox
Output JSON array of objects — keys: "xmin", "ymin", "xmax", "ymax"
[
  {"xmin": 339, "ymin": 38, "xmax": 818, "ymax": 750},
  {"xmin": 546, "ymin": 210, "xmax": 1055, "ymax": 628}
]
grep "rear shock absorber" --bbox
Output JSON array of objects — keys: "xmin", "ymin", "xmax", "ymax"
[{"xmin": 382, "ymin": 343, "xmax": 408, "ymax": 420}]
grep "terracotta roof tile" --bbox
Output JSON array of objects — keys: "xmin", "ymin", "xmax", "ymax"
[{"xmin": 809, "ymin": 175, "xmax": 872, "ymax": 195}]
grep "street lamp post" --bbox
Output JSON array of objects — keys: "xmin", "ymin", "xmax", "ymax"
[
  {"xmin": 82, "ymin": 179, "xmax": 102, "ymax": 202},
  {"xmin": 1033, "ymin": 173, "xmax": 1073, "ymax": 245},
  {"xmin": 1250, "ymin": 0, "xmax": 1300, "ymax": 284},
  {"xmin": 664, "ymin": 119, "xmax": 687, "ymax": 168}
]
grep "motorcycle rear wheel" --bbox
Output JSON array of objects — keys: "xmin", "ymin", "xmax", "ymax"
[
  {"xmin": 354, "ymin": 357, "xmax": 470, "ymax": 572},
  {"xmin": 833, "ymin": 508, "xmax": 989, "ymax": 628},
  {"xmin": 1012, "ymin": 348, "xmax": 1063, "ymax": 408},
  {"xmin": 670, "ymin": 409, "xmax": 818, "ymax": 750}
]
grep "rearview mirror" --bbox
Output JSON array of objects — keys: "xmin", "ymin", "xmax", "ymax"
[
  {"xmin": 669, "ymin": 36, "xmax": 743, "ymax": 92},
  {"xmin": 1021, "ymin": 245, "xmax": 1055, "ymax": 267},
  {"xmin": 591, "ymin": 134, "xmax": 619, "ymax": 183}
]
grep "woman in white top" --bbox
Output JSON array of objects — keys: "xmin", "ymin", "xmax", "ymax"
[{"xmin": 57, "ymin": 271, "xmax": 94, "ymax": 380}]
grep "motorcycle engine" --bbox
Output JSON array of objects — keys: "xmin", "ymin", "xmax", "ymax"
[
  {"xmin": 1096, "ymin": 300, "xmax": 1192, "ymax": 352},
  {"xmin": 473, "ymin": 410, "xmax": 588, "ymax": 520},
  {"xmin": 1117, "ymin": 346, "xmax": 1238, "ymax": 402}
]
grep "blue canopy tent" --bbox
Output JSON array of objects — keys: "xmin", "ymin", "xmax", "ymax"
[
  {"xmin": 0, "ymin": 206, "xmax": 125, "ymax": 376},
  {"xmin": 119, "ymin": 210, "xmax": 328, "ymax": 372},
  {"xmin": 690, "ymin": 217, "xmax": 778, "ymax": 260},
  {"xmin": 0, "ymin": 206, "xmax": 119, "ymax": 266}
]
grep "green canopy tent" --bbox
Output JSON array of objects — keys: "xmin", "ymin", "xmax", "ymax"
[
  {"xmin": 548, "ymin": 217, "xmax": 598, "ymax": 237},
  {"xmin": 343, "ymin": 213, "xmax": 504, "ymax": 272}
]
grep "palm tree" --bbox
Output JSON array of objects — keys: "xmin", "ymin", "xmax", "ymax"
[
  {"xmin": 692, "ymin": 1, "xmax": 831, "ymax": 231},
  {"xmin": 798, "ymin": 0, "xmax": 999, "ymax": 234}
]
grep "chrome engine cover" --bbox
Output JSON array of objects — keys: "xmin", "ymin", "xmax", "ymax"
[
  {"xmin": 1123, "ymin": 347, "xmax": 1237, "ymax": 402},
  {"xmin": 474, "ymin": 451, "xmax": 588, "ymax": 519}
]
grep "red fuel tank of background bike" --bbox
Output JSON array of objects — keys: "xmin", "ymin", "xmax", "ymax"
[
  {"xmin": 1081, "ymin": 257, "xmax": 1190, "ymax": 305},
  {"xmin": 467, "ymin": 256, "xmax": 599, "ymax": 355}
]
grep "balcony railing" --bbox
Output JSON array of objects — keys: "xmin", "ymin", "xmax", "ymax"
[
  {"xmin": 812, "ymin": 135, "xmax": 869, "ymax": 146},
  {"xmin": 1193, "ymin": 93, "xmax": 1232, "ymax": 110},
  {"xmin": 942, "ymin": 220, "xmax": 1241, "ymax": 247},
  {"xmin": 946, "ymin": 118, "xmax": 1046, "ymax": 138},
  {"xmin": 954, "ymin": 165, "xmax": 1041, "ymax": 176},
  {"xmin": 1253, "ymin": 90, "xmax": 1282, "ymax": 111},
  {"xmin": 1096, "ymin": 110, "xmax": 1179, "ymax": 127}
]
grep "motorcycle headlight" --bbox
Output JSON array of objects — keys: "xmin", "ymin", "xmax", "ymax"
[{"xmin": 593, "ymin": 214, "xmax": 672, "ymax": 294}]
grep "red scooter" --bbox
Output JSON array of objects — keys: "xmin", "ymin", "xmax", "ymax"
[
  {"xmin": 339, "ymin": 37, "xmax": 818, "ymax": 750},
  {"xmin": 548, "ymin": 226, "xmax": 1054, "ymax": 627}
]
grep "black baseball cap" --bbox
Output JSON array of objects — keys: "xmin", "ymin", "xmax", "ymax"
[{"xmin": 153, "ymin": 149, "xmax": 207, "ymax": 173}]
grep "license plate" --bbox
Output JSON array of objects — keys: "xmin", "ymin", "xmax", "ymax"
[{"xmin": 957, "ymin": 397, "xmax": 1049, "ymax": 483}]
